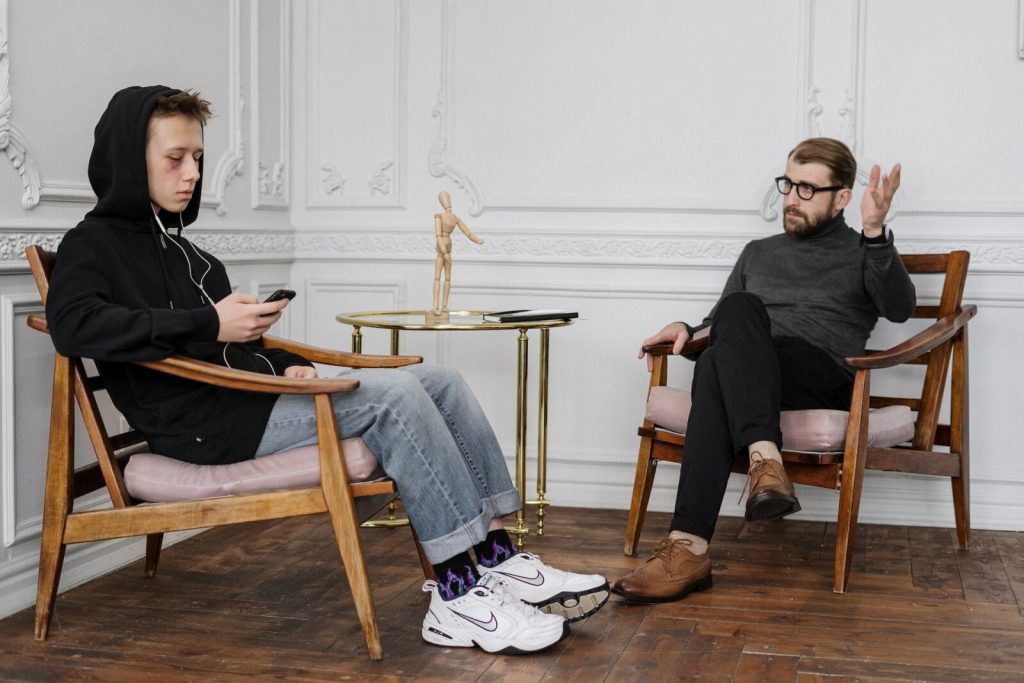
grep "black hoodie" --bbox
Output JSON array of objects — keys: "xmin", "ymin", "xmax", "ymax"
[{"xmin": 46, "ymin": 85, "xmax": 310, "ymax": 465}]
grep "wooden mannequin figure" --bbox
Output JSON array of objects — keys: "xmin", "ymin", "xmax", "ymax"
[{"xmin": 431, "ymin": 190, "xmax": 484, "ymax": 317}]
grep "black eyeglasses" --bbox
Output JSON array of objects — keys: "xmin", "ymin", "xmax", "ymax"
[{"xmin": 775, "ymin": 176, "xmax": 845, "ymax": 200}]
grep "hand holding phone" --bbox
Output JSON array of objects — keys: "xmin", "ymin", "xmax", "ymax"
[{"xmin": 263, "ymin": 289, "xmax": 296, "ymax": 303}]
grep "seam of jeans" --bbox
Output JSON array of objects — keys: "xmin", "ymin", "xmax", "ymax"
[{"xmin": 371, "ymin": 401, "xmax": 481, "ymax": 531}]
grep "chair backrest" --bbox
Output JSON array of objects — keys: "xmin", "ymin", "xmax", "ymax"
[
  {"xmin": 26, "ymin": 245, "xmax": 142, "ymax": 508},
  {"xmin": 872, "ymin": 251, "xmax": 971, "ymax": 452}
]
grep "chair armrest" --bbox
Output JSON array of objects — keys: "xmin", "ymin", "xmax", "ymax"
[
  {"xmin": 844, "ymin": 305, "xmax": 977, "ymax": 370},
  {"xmin": 27, "ymin": 314, "xmax": 48, "ymax": 334},
  {"xmin": 642, "ymin": 328, "xmax": 710, "ymax": 358},
  {"xmin": 133, "ymin": 356, "xmax": 360, "ymax": 395},
  {"xmin": 26, "ymin": 316, "xmax": 358, "ymax": 395},
  {"xmin": 263, "ymin": 335, "xmax": 423, "ymax": 368}
]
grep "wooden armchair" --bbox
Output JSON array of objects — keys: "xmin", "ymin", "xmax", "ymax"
[
  {"xmin": 25, "ymin": 245, "xmax": 426, "ymax": 661},
  {"xmin": 624, "ymin": 251, "xmax": 975, "ymax": 593}
]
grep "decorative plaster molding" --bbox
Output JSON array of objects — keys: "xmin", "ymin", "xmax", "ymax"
[
  {"xmin": 799, "ymin": 0, "xmax": 822, "ymax": 139},
  {"xmin": 0, "ymin": 5, "xmax": 41, "ymax": 210},
  {"xmin": 427, "ymin": 0, "xmax": 484, "ymax": 216},
  {"xmin": 0, "ymin": 231, "xmax": 62, "ymax": 261},
  {"xmin": 838, "ymin": 0, "xmax": 867, "ymax": 153},
  {"xmin": 1, "ymin": 1, "xmax": 245, "ymax": 209},
  {"xmin": 428, "ymin": 89, "xmax": 483, "ymax": 216},
  {"xmin": 250, "ymin": 0, "xmax": 290, "ymax": 209},
  {"xmin": 321, "ymin": 163, "xmax": 345, "ymax": 196},
  {"xmin": 1019, "ymin": 0, "xmax": 1024, "ymax": 58},
  {"xmin": 204, "ymin": 0, "xmax": 245, "ymax": 217},
  {"xmin": 368, "ymin": 160, "xmax": 393, "ymax": 196},
  {"xmin": 1, "ymin": 230, "xmax": 296, "ymax": 266},
  {"xmin": 188, "ymin": 231, "xmax": 294, "ymax": 257},
  {"xmin": 294, "ymin": 230, "xmax": 747, "ymax": 263},
  {"xmin": 258, "ymin": 161, "xmax": 286, "ymax": 198},
  {"xmin": 292, "ymin": 227, "xmax": 1024, "ymax": 271},
  {"xmin": 805, "ymin": 86, "xmax": 823, "ymax": 138},
  {"xmin": 306, "ymin": 0, "xmax": 406, "ymax": 208},
  {"xmin": 759, "ymin": 184, "xmax": 782, "ymax": 222}
]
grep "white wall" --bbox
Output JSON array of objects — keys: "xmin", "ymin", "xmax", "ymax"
[
  {"xmin": 1, "ymin": 0, "xmax": 1022, "ymax": 619},
  {"xmin": 0, "ymin": 0, "xmax": 296, "ymax": 617},
  {"xmin": 290, "ymin": 0, "xmax": 1024, "ymax": 535}
]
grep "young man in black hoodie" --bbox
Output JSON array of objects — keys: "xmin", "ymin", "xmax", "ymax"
[{"xmin": 46, "ymin": 85, "xmax": 608, "ymax": 654}]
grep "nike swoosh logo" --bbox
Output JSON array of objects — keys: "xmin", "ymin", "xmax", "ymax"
[
  {"xmin": 451, "ymin": 609, "xmax": 499, "ymax": 632},
  {"xmin": 493, "ymin": 568, "xmax": 545, "ymax": 586}
]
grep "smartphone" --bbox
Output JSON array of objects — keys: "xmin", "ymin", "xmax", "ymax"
[{"xmin": 263, "ymin": 289, "xmax": 296, "ymax": 304}]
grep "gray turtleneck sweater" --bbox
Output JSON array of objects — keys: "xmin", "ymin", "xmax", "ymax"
[{"xmin": 693, "ymin": 212, "xmax": 917, "ymax": 368}]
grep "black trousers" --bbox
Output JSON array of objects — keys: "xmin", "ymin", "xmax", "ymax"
[{"xmin": 670, "ymin": 292, "xmax": 854, "ymax": 540}]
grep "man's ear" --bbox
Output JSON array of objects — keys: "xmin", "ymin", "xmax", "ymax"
[{"xmin": 834, "ymin": 187, "xmax": 853, "ymax": 211}]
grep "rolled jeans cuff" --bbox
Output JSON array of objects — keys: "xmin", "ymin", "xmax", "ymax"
[{"xmin": 418, "ymin": 489, "xmax": 521, "ymax": 564}]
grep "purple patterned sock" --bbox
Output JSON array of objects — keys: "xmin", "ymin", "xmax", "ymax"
[
  {"xmin": 431, "ymin": 552, "xmax": 480, "ymax": 601},
  {"xmin": 473, "ymin": 529, "xmax": 517, "ymax": 569}
]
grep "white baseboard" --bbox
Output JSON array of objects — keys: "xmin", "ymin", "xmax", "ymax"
[
  {"xmin": 547, "ymin": 468, "xmax": 1024, "ymax": 533},
  {"xmin": 0, "ymin": 529, "xmax": 203, "ymax": 621}
]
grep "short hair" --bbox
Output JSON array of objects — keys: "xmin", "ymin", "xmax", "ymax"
[
  {"xmin": 787, "ymin": 138, "xmax": 856, "ymax": 189},
  {"xmin": 152, "ymin": 89, "xmax": 212, "ymax": 127}
]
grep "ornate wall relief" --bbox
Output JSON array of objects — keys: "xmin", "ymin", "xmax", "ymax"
[{"xmin": 0, "ymin": 5, "xmax": 40, "ymax": 210}]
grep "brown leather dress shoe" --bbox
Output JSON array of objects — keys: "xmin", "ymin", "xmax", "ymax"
[
  {"xmin": 611, "ymin": 538, "xmax": 712, "ymax": 603},
  {"xmin": 745, "ymin": 455, "xmax": 801, "ymax": 521}
]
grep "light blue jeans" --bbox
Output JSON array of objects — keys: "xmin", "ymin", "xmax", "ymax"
[{"xmin": 254, "ymin": 364, "xmax": 520, "ymax": 563}]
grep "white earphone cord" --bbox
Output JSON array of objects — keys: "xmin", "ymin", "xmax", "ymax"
[{"xmin": 155, "ymin": 210, "xmax": 275, "ymax": 376}]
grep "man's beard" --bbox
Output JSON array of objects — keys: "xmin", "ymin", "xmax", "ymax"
[{"xmin": 783, "ymin": 197, "xmax": 837, "ymax": 239}]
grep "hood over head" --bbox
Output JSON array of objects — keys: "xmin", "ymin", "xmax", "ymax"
[{"xmin": 86, "ymin": 85, "xmax": 204, "ymax": 227}]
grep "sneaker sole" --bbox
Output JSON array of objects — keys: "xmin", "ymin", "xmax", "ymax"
[
  {"xmin": 421, "ymin": 620, "xmax": 569, "ymax": 654},
  {"xmin": 610, "ymin": 574, "xmax": 713, "ymax": 604},
  {"xmin": 531, "ymin": 584, "xmax": 611, "ymax": 623}
]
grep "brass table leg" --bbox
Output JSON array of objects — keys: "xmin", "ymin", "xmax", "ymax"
[
  {"xmin": 508, "ymin": 328, "xmax": 530, "ymax": 550},
  {"xmin": 356, "ymin": 326, "xmax": 411, "ymax": 529},
  {"xmin": 361, "ymin": 502, "xmax": 411, "ymax": 528},
  {"xmin": 351, "ymin": 325, "xmax": 362, "ymax": 354},
  {"xmin": 526, "ymin": 328, "xmax": 551, "ymax": 535}
]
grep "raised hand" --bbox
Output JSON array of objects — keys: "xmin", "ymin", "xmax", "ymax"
[{"xmin": 861, "ymin": 163, "xmax": 901, "ymax": 237}]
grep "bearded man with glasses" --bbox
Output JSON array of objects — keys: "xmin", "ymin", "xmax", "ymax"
[{"xmin": 612, "ymin": 137, "xmax": 916, "ymax": 604}]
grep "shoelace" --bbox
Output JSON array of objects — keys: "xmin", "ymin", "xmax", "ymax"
[
  {"xmin": 476, "ymin": 574, "xmax": 549, "ymax": 622},
  {"xmin": 736, "ymin": 451, "xmax": 779, "ymax": 505},
  {"xmin": 501, "ymin": 552, "xmax": 565, "ymax": 578},
  {"xmin": 652, "ymin": 537, "xmax": 690, "ymax": 563}
]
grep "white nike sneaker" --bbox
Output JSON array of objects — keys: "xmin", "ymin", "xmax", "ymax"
[
  {"xmin": 421, "ymin": 573, "xmax": 568, "ymax": 654},
  {"xmin": 479, "ymin": 552, "xmax": 610, "ymax": 623}
]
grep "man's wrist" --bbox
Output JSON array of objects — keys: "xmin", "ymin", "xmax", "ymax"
[
  {"xmin": 862, "ymin": 223, "xmax": 885, "ymax": 239},
  {"xmin": 861, "ymin": 225, "xmax": 890, "ymax": 245}
]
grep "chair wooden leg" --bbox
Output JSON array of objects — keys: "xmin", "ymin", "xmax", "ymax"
[
  {"xmin": 950, "ymin": 326, "xmax": 971, "ymax": 549},
  {"xmin": 624, "ymin": 436, "xmax": 658, "ymax": 556},
  {"xmin": 145, "ymin": 533, "xmax": 164, "ymax": 578},
  {"xmin": 833, "ymin": 371, "xmax": 870, "ymax": 594},
  {"xmin": 35, "ymin": 355, "xmax": 74, "ymax": 641},
  {"xmin": 317, "ymin": 397, "xmax": 383, "ymax": 661},
  {"xmin": 410, "ymin": 527, "xmax": 435, "ymax": 580}
]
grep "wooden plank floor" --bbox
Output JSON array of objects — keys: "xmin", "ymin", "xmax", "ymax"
[{"xmin": 2, "ymin": 506, "xmax": 1024, "ymax": 682}]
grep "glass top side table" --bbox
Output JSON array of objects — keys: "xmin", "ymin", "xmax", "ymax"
[{"xmin": 336, "ymin": 310, "xmax": 574, "ymax": 549}]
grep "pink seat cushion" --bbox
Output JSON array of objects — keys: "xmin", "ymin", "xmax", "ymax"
[
  {"xmin": 124, "ymin": 438, "xmax": 381, "ymax": 503},
  {"xmin": 645, "ymin": 386, "xmax": 914, "ymax": 452}
]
